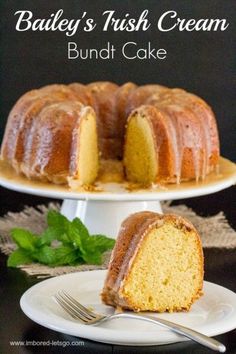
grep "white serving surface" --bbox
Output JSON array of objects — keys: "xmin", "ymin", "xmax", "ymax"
[
  {"xmin": 20, "ymin": 270, "xmax": 236, "ymax": 346},
  {"xmin": 0, "ymin": 157, "xmax": 235, "ymax": 201},
  {"xmin": 1, "ymin": 157, "xmax": 235, "ymax": 236}
]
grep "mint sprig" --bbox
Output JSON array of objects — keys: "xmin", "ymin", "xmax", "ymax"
[{"xmin": 7, "ymin": 210, "xmax": 115, "ymax": 268}]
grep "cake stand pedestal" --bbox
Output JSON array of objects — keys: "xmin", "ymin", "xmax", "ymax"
[
  {"xmin": 60, "ymin": 200, "xmax": 162, "ymax": 236},
  {"xmin": 0, "ymin": 157, "xmax": 235, "ymax": 238}
]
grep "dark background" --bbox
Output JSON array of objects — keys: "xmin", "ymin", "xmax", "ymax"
[
  {"xmin": 0, "ymin": 0, "xmax": 235, "ymax": 161},
  {"xmin": 0, "ymin": 3, "xmax": 236, "ymax": 353}
]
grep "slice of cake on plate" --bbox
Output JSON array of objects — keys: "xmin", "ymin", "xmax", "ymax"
[{"xmin": 101, "ymin": 211, "xmax": 204, "ymax": 312}]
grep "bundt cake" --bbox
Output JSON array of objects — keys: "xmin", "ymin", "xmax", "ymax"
[
  {"xmin": 1, "ymin": 82, "xmax": 220, "ymax": 186},
  {"xmin": 101, "ymin": 211, "xmax": 204, "ymax": 312}
]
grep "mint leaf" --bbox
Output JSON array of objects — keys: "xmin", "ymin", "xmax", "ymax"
[
  {"xmin": 57, "ymin": 233, "xmax": 71, "ymax": 245},
  {"xmin": 7, "ymin": 210, "xmax": 116, "ymax": 268},
  {"xmin": 35, "ymin": 227, "xmax": 60, "ymax": 247},
  {"xmin": 56, "ymin": 218, "xmax": 90, "ymax": 258},
  {"xmin": 90, "ymin": 235, "xmax": 115, "ymax": 253},
  {"xmin": 47, "ymin": 210, "xmax": 68, "ymax": 234},
  {"xmin": 32, "ymin": 244, "xmax": 82, "ymax": 267},
  {"xmin": 7, "ymin": 249, "xmax": 33, "ymax": 267},
  {"xmin": 72, "ymin": 218, "xmax": 90, "ymax": 240},
  {"xmin": 83, "ymin": 249, "xmax": 103, "ymax": 265},
  {"xmin": 64, "ymin": 218, "xmax": 90, "ymax": 250},
  {"xmin": 64, "ymin": 222, "xmax": 82, "ymax": 246},
  {"xmin": 32, "ymin": 245, "xmax": 57, "ymax": 265},
  {"xmin": 53, "ymin": 246, "xmax": 80, "ymax": 266},
  {"xmin": 47, "ymin": 211, "xmax": 72, "ymax": 244},
  {"xmin": 11, "ymin": 228, "xmax": 37, "ymax": 252},
  {"xmin": 80, "ymin": 234, "xmax": 115, "ymax": 264}
]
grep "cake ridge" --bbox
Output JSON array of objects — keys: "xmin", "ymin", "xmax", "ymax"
[{"xmin": 1, "ymin": 81, "xmax": 220, "ymax": 186}]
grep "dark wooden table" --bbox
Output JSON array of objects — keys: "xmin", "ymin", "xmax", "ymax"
[{"xmin": 0, "ymin": 186, "xmax": 236, "ymax": 354}]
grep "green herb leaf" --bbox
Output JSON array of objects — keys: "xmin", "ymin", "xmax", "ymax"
[
  {"xmin": 83, "ymin": 250, "xmax": 103, "ymax": 265},
  {"xmin": 64, "ymin": 217, "xmax": 90, "ymax": 250},
  {"xmin": 7, "ymin": 210, "xmax": 116, "ymax": 268},
  {"xmin": 32, "ymin": 245, "xmax": 58, "ymax": 265},
  {"xmin": 72, "ymin": 218, "xmax": 90, "ymax": 240},
  {"xmin": 89, "ymin": 235, "xmax": 115, "ymax": 253},
  {"xmin": 35, "ymin": 227, "xmax": 57, "ymax": 247},
  {"xmin": 47, "ymin": 210, "xmax": 72, "ymax": 244},
  {"xmin": 81, "ymin": 235, "xmax": 114, "ymax": 265},
  {"xmin": 47, "ymin": 210, "xmax": 68, "ymax": 235},
  {"xmin": 11, "ymin": 228, "xmax": 37, "ymax": 252},
  {"xmin": 7, "ymin": 249, "xmax": 33, "ymax": 267},
  {"xmin": 53, "ymin": 246, "xmax": 80, "ymax": 266}
]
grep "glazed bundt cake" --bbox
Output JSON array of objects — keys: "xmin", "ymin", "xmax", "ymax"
[
  {"xmin": 101, "ymin": 211, "xmax": 204, "ymax": 312},
  {"xmin": 1, "ymin": 82, "xmax": 220, "ymax": 186}
]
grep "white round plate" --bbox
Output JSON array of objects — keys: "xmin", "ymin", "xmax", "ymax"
[
  {"xmin": 20, "ymin": 270, "xmax": 236, "ymax": 346},
  {"xmin": 0, "ymin": 157, "xmax": 236, "ymax": 201}
]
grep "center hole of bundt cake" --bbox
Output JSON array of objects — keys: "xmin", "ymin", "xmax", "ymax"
[{"xmin": 124, "ymin": 114, "xmax": 158, "ymax": 184}]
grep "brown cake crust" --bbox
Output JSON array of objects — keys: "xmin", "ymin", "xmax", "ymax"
[
  {"xmin": 1, "ymin": 81, "xmax": 220, "ymax": 184},
  {"xmin": 125, "ymin": 89, "xmax": 219, "ymax": 182},
  {"xmin": 20, "ymin": 101, "xmax": 93, "ymax": 183},
  {"xmin": 101, "ymin": 212, "xmax": 204, "ymax": 311},
  {"xmin": 101, "ymin": 211, "xmax": 159, "ymax": 306}
]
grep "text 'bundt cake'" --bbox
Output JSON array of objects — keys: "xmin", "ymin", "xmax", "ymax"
[
  {"xmin": 101, "ymin": 211, "xmax": 204, "ymax": 312},
  {"xmin": 1, "ymin": 82, "xmax": 220, "ymax": 186}
]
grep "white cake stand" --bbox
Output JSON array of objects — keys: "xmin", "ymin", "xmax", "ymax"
[{"xmin": 0, "ymin": 157, "xmax": 235, "ymax": 238}]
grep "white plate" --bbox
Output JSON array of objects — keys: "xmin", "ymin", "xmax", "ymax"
[
  {"xmin": 20, "ymin": 270, "xmax": 236, "ymax": 346},
  {"xmin": 1, "ymin": 157, "xmax": 236, "ymax": 201}
]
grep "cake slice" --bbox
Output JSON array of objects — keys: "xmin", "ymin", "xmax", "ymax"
[
  {"xmin": 18, "ymin": 100, "xmax": 99, "ymax": 185},
  {"xmin": 101, "ymin": 211, "xmax": 204, "ymax": 312},
  {"xmin": 123, "ymin": 99, "xmax": 219, "ymax": 184}
]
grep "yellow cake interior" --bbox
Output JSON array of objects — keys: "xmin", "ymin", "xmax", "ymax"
[
  {"xmin": 120, "ymin": 222, "xmax": 203, "ymax": 312},
  {"xmin": 78, "ymin": 113, "xmax": 99, "ymax": 184},
  {"xmin": 124, "ymin": 114, "xmax": 158, "ymax": 184}
]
